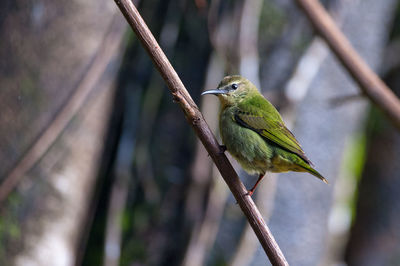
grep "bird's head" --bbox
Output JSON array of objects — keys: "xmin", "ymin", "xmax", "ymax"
[{"xmin": 201, "ymin": 75, "xmax": 258, "ymax": 106}]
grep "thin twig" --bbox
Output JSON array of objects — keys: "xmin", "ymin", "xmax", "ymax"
[
  {"xmin": 113, "ymin": 1, "xmax": 288, "ymax": 265},
  {"xmin": 295, "ymin": 0, "xmax": 400, "ymax": 130}
]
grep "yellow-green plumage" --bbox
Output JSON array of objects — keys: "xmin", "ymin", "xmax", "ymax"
[{"xmin": 202, "ymin": 75, "xmax": 327, "ymax": 194}]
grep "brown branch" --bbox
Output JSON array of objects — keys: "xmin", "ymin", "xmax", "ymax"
[
  {"xmin": 295, "ymin": 0, "xmax": 400, "ymax": 130},
  {"xmin": 113, "ymin": 0, "xmax": 288, "ymax": 265}
]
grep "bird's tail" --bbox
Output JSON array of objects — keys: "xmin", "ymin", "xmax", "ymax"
[
  {"xmin": 292, "ymin": 156, "xmax": 329, "ymax": 184},
  {"xmin": 306, "ymin": 166, "xmax": 328, "ymax": 184}
]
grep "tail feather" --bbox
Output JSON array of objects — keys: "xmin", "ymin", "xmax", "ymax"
[{"xmin": 307, "ymin": 167, "xmax": 328, "ymax": 184}]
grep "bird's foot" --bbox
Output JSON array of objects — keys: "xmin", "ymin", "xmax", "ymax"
[
  {"xmin": 245, "ymin": 190, "xmax": 254, "ymax": 197},
  {"xmin": 245, "ymin": 173, "xmax": 265, "ymax": 197},
  {"xmin": 207, "ymin": 145, "xmax": 226, "ymax": 157},
  {"xmin": 219, "ymin": 145, "xmax": 227, "ymax": 154}
]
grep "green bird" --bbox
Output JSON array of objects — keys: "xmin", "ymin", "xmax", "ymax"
[{"xmin": 201, "ymin": 75, "xmax": 328, "ymax": 196}]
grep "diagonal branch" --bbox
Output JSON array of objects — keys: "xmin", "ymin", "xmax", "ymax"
[
  {"xmin": 113, "ymin": 0, "xmax": 288, "ymax": 265},
  {"xmin": 295, "ymin": 0, "xmax": 400, "ymax": 130}
]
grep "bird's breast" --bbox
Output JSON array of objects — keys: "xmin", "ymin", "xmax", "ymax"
[{"xmin": 219, "ymin": 108, "xmax": 274, "ymax": 175}]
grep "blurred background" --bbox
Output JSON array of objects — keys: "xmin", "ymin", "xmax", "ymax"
[{"xmin": 1, "ymin": 0, "xmax": 400, "ymax": 265}]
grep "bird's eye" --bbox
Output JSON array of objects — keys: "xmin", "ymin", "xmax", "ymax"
[{"xmin": 231, "ymin": 83, "xmax": 238, "ymax": 90}]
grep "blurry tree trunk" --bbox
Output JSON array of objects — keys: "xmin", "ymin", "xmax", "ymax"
[
  {"xmin": 251, "ymin": 0, "xmax": 397, "ymax": 265},
  {"xmin": 344, "ymin": 58, "xmax": 400, "ymax": 265},
  {"xmin": 115, "ymin": 1, "xmax": 290, "ymax": 264},
  {"xmin": 0, "ymin": 1, "xmax": 126, "ymax": 265},
  {"xmin": 182, "ymin": 51, "xmax": 226, "ymax": 266},
  {"xmin": 238, "ymin": 0, "xmax": 262, "ymax": 88}
]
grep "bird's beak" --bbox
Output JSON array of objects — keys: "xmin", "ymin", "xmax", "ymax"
[{"xmin": 201, "ymin": 89, "xmax": 229, "ymax": 96}]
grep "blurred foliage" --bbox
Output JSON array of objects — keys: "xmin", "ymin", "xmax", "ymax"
[
  {"xmin": 82, "ymin": 0, "xmax": 333, "ymax": 265},
  {"xmin": 1, "ymin": 0, "xmax": 399, "ymax": 265},
  {"xmin": 82, "ymin": 0, "xmax": 212, "ymax": 264},
  {"xmin": 258, "ymin": 0, "xmax": 286, "ymax": 50},
  {"xmin": 389, "ymin": 1, "xmax": 400, "ymax": 38},
  {"xmin": 344, "ymin": 1, "xmax": 400, "ymax": 262},
  {"xmin": 0, "ymin": 195, "xmax": 22, "ymax": 265},
  {"xmin": 340, "ymin": 130, "xmax": 367, "ymax": 222}
]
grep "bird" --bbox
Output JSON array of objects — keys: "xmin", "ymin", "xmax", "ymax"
[{"xmin": 201, "ymin": 75, "xmax": 328, "ymax": 196}]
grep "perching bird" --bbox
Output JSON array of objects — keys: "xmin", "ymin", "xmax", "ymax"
[{"xmin": 201, "ymin": 75, "xmax": 328, "ymax": 196}]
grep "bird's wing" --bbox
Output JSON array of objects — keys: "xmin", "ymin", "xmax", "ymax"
[{"xmin": 234, "ymin": 103, "xmax": 311, "ymax": 164}]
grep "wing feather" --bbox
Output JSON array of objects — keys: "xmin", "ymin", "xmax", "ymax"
[{"xmin": 234, "ymin": 101, "xmax": 311, "ymax": 164}]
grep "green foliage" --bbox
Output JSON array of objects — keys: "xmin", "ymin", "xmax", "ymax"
[
  {"xmin": 339, "ymin": 107, "xmax": 384, "ymax": 224},
  {"xmin": 120, "ymin": 199, "xmax": 159, "ymax": 265},
  {"xmin": 366, "ymin": 106, "xmax": 389, "ymax": 135},
  {"xmin": 258, "ymin": 0, "xmax": 286, "ymax": 44},
  {"xmin": 343, "ymin": 131, "xmax": 367, "ymax": 222},
  {"xmin": 344, "ymin": 133, "xmax": 367, "ymax": 182},
  {"xmin": 389, "ymin": 1, "xmax": 400, "ymax": 38},
  {"xmin": 0, "ymin": 194, "xmax": 22, "ymax": 265}
]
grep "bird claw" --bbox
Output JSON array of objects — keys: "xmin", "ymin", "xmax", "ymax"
[
  {"xmin": 245, "ymin": 190, "xmax": 254, "ymax": 197},
  {"xmin": 219, "ymin": 145, "xmax": 227, "ymax": 154},
  {"xmin": 208, "ymin": 145, "xmax": 226, "ymax": 157}
]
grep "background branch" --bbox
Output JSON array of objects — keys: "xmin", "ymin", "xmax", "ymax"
[
  {"xmin": 295, "ymin": 0, "xmax": 400, "ymax": 130},
  {"xmin": 113, "ymin": 0, "xmax": 288, "ymax": 265}
]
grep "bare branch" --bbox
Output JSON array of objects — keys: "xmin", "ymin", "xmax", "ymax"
[
  {"xmin": 295, "ymin": 0, "xmax": 400, "ymax": 130},
  {"xmin": 113, "ymin": 0, "xmax": 288, "ymax": 265}
]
